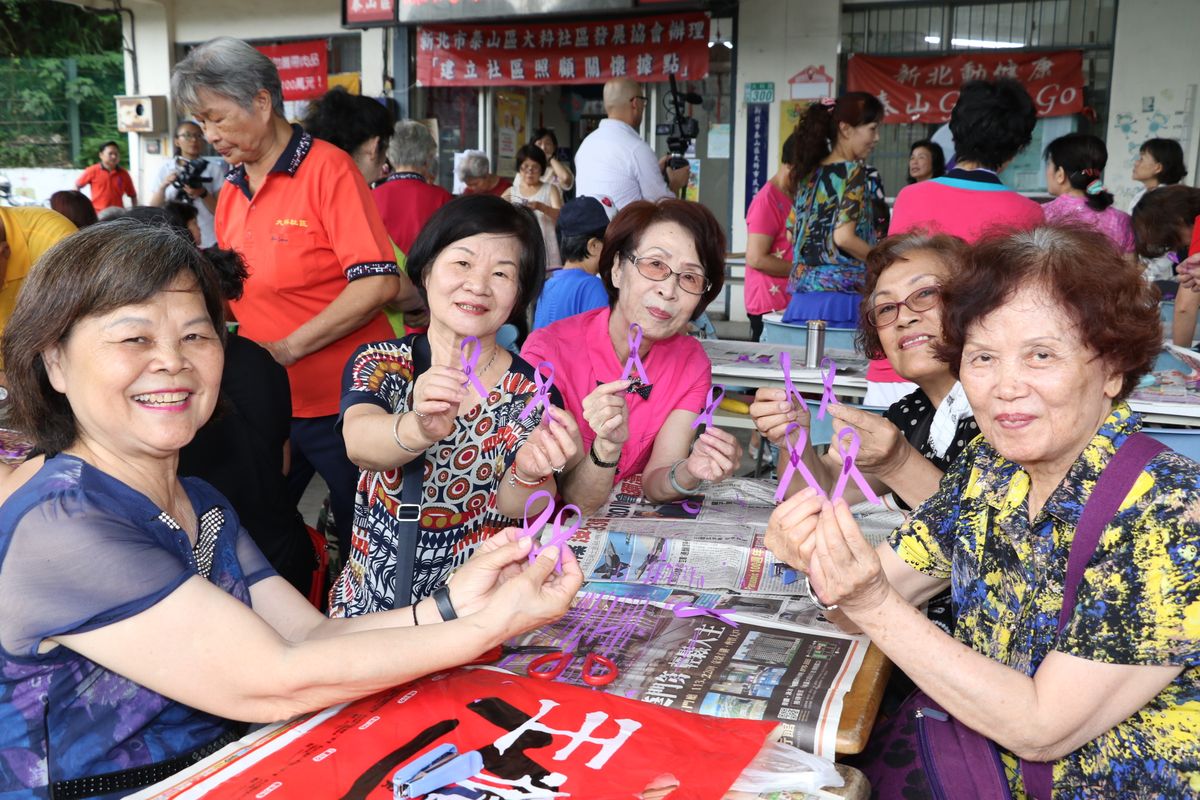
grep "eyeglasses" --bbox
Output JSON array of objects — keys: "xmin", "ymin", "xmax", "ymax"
[
  {"xmin": 626, "ymin": 253, "xmax": 710, "ymax": 295},
  {"xmin": 176, "ymin": 133, "xmax": 203, "ymax": 140},
  {"xmin": 518, "ymin": 163, "xmax": 542, "ymax": 174},
  {"xmin": 631, "ymin": 95, "xmax": 648, "ymax": 105},
  {"xmin": 866, "ymin": 285, "xmax": 941, "ymax": 328}
]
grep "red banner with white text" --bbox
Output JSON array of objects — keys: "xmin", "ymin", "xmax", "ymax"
[
  {"xmin": 846, "ymin": 50, "xmax": 1084, "ymax": 123},
  {"xmin": 256, "ymin": 40, "xmax": 329, "ymax": 100},
  {"xmin": 416, "ymin": 13, "xmax": 709, "ymax": 87}
]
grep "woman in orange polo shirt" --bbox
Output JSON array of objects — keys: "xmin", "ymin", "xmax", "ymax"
[{"xmin": 171, "ymin": 37, "xmax": 400, "ymax": 559}]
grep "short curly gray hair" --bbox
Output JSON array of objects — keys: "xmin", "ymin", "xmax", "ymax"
[
  {"xmin": 171, "ymin": 36, "xmax": 284, "ymax": 118},
  {"xmin": 389, "ymin": 120, "xmax": 438, "ymax": 171},
  {"xmin": 457, "ymin": 150, "xmax": 491, "ymax": 181}
]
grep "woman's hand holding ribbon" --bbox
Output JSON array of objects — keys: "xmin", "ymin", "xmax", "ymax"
[
  {"xmin": 582, "ymin": 379, "xmax": 632, "ymax": 453},
  {"xmin": 827, "ymin": 405, "xmax": 911, "ymax": 480},
  {"xmin": 513, "ymin": 406, "xmax": 580, "ymax": 483},
  {"xmin": 764, "ymin": 487, "xmax": 825, "ymax": 575},
  {"xmin": 411, "ymin": 366, "xmax": 467, "ymax": 442},
  {"xmin": 684, "ymin": 427, "xmax": 742, "ymax": 483},
  {"xmin": 750, "ymin": 387, "xmax": 811, "ymax": 445},
  {"xmin": 446, "ymin": 527, "xmax": 536, "ymax": 618},
  {"xmin": 808, "ymin": 498, "xmax": 891, "ymax": 617}
]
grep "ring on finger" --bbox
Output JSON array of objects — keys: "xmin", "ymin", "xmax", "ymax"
[{"xmin": 552, "ymin": 465, "xmax": 564, "ymax": 474}]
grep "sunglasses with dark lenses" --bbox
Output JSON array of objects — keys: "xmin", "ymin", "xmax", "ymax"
[{"xmin": 866, "ymin": 285, "xmax": 942, "ymax": 328}]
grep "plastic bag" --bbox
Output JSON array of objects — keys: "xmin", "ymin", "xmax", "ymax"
[{"xmin": 727, "ymin": 738, "xmax": 843, "ymax": 795}]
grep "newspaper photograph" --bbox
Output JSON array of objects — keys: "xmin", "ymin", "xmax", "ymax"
[{"xmin": 500, "ymin": 590, "xmax": 868, "ymax": 759}]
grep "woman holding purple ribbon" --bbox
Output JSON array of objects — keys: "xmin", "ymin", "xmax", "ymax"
[
  {"xmin": 522, "ymin": 199, "xmax": 742, "ymax": 515},
  {"xmin": 765, "ymin": 226, "xmax": 1200, "ymax": 799},
  {"xmin": 332, "ymin": 195, "xmax": 582, "ymax": 615},
  {"xmin": 751, "ymin": 232, "xmax": 977, "ymax": 514}
]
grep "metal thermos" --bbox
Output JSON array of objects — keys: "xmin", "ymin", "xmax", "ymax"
[{"xmin": 804, "ymin": 320, "xmax": 826, "ymax": 368}]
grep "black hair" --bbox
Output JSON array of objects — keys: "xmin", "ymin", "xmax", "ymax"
[
  {"xmin": 532, "ymin": 128, "xmax": 558, "ymax": 149},
  {"xmin": 514, "ymin": 143, "xmax": 547, "ymax": 174},
  {"xmin": 1043, "ymin": 133, "xmax": 1113, "ymax": 211},
  {"xmin": 123, "ymin": 203, "xmax": 198, "ymax": 241},
  {"xmin": 557, "ymin": 227, "xmax": 607, "ymax": 264},
  {"xmin": 906, "ymin": 139, "xmax": 946, "ymax": 184},
  {"xmin": 949, "ymin": 79, "xmax": 1037, "ymax": 170},
  {"xmin": 781, "ymin": 132, "xmax": 797, "ymax": 165},
  {"xmin": 1140, "ymin": 138, "xmax": 1188, "ymax": 186},
  {"xmin": 201, "ymin": 246, "xmax": 251, "ymax": 301},
  {"xmin": 406, "ymin": 194, "xmax": 545, "ymax": 325},
  {"xmin": 789, "ymin": 92, "xmax": 883, "ymax": 192},
  {"xmin": 98, "ymin": 140, "xmax": 120, "ymax": 154},
  {"xmin": 302, "ymin": 87, "xmax": 393, "ymax": 158}
]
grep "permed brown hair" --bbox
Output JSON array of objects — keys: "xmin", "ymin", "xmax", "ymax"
[
  {"xmin": 856, "ymin": 231, "xmax": 970, "ymax": 360},
  {"xmin": 598, "ymin": 199, "xmax": 726, "ymax": 321},
  {"xmin": 936, "ymin": 224, "xmax": 1161, "ymax": 401},
  {"xmin": 3, "ymin": 219, "xmax": 226, "ymax": 453},
  {"xmin": 1132, "ymin": 184, "xmax": 1200, "ymax": 258}
]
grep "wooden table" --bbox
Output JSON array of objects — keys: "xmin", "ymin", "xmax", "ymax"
[{"xmin": 836, "ymin": 643, "xmax": 891, "ymax": 755}]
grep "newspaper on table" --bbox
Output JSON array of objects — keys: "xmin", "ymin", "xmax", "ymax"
[
  {"xmin": 512, "ymin": 476, "xmax": 904, "ymax": 757},
  {"xmin": 1129, "ymin": 343, "xmax": 1200, "ymax": 405},
  {"xmin": 699, "ymin": 339, "xmax": 868, "ymax": 381}
]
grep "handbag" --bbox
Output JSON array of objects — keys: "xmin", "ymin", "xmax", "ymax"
[{"xmin": 860, "ymin": 432, "xmax": 1166, "ymax": 800}]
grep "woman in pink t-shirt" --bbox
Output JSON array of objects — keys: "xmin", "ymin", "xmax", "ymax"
[
  {"xmin": 744, "ymin": 134, "xmax": 796, "ymax": 341},
  {"xmin": 522, "ymin": 199, "xmax": 743, "ymax": 514}
]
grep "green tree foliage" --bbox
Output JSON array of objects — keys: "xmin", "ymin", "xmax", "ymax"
[{"xmin": 0, "ymin": 0, "xmax": 124, "ymax": 167}]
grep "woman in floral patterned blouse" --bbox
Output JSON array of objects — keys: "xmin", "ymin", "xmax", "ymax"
[{"xmin": 767, "ymin": 225, "xmax": 1199, "ymax": 798}]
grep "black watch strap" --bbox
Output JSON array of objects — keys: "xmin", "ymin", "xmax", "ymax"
[
  {"xmin": 589, "ymin": 441, "xmax": 620, "ymax": 469},
  {"xmin": 433, "ymin": 585, "xmax": 457, "ymax": 621}
]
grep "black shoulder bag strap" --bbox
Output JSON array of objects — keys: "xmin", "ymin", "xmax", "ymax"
[{"xmin": 389, "ymin": 333, "xmax": 432, "ymax": 608}]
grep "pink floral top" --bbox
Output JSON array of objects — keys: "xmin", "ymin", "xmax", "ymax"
[{"xmin": 1042, "ymin": 195, "xmax": 1135, "ymax": 253}]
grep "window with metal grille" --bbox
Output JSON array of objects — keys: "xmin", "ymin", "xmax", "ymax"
[{"xmin": 840, "ymin": 0, "xmax": 1118, "ymax": 195}]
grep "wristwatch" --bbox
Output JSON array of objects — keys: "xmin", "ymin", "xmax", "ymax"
[{"xmin": 589, "ymin": 441, "xmax": 620, "ymax": 469}]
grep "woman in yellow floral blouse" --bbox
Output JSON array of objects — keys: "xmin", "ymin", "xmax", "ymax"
[{"xmin": 766, "ymin": 225, "xmax": 1199, "ymax": 799}]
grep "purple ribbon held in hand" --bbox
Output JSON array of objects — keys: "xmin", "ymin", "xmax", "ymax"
[
  {"xmin": 619, "ymin": 323, "xmax": 651, "ymax": 385},
  {"xmin": 830, "ymin": 428, "xmax": 882, "ymax": 505},
  {"xmin": 460, "ymin": 336, "xmax": 489, "ymax": 397},
  {"xmin": 778, "ymin": 351, "xmax": 807, "ymax": 410},
  {"xmin": 520, "ymin": 490, "xmax": 582, "ymax": 572},
  {"xmin": 775, "ymin": 423, "xmax": 827, "ymax": 503},
  {"xmin": 817, "ymin": 356, "xmax": 838, "ymax": 420},
  {"xmin": 692, "ymin": 384, "xmax": 726, "ymax": 430},
  {"xmin": 520, "ymin": 361, "xmax": 556, "ymax": 422}
]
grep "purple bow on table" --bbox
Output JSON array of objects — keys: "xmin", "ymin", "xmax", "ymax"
[{"xmin": 670, "ymin": 602, "xmax": 739, "ymax": 627}]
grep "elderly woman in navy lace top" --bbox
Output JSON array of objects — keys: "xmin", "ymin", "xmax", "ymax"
[{"xmin": 0, "ymin": 220, "xmax": 580, "ymax": 799}]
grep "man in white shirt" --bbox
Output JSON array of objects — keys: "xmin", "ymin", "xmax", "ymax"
[{"xmin": 575, "ymin": 78, "xmax": 690, "ymax": 209}]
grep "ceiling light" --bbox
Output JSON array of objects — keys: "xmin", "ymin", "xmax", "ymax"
[
  {"xmin": 924, "ymin": 35, "xmax": 941, "ymax": 44},
  {"xmin": 950, "ymin": 37, "xmax": 1023, "ymax": 48}
]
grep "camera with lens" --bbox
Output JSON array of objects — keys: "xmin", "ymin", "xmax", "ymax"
[
  {"xmin": 172, "ymin": 157, "xmax": 209, "ymax": 192},
  {"xmin": 664, "ymin": 74, "xmax": 702, "ymax": 171}
]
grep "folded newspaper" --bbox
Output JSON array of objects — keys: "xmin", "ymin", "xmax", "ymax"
[{"xmin": 504, "ymin": 477, "xmax": 905, "ymax": 758}]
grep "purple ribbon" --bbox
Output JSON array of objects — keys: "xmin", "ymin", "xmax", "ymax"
[
  {"xmin": 775, "ymin": 423, "xmax": 827, "ymax": 503},
  {"xmin": 778, "ymin": 351, "xmax": 807, "ymax": 409},
  {"xmin": 460, "ymin": 336, "xmax": 489, "ymax": 397},
  {"xmin": 681, "ymin": 499, "xmax": 701, "ymax": 515},
  {"xmin": 520, "ymin": 361, "xmax": 555, "ymax": 422},
  {"xmin": 817, "ymin": 356, "xmax": 838, "ymax": 420},
  {"xmin": 520, "ymin": 490, "xmax": 582, "ymax": 572},
  {"xmin": 830, "ymin": 428, "xmax": 882, "ymax": 505},
  {"xmin": 691, "ymin": 384, "xmax": 726, "ymax": 430},
  {"xmin": 670, "ymin": 602, "xmax": 739, "ymax": 627},
  {"xmin": 736, "ymin": 354, "xmax": 773, "ymax": 364},
  {"xmin": 619, "ymin": 323, "xmax": 650, "ymax": 385},
  {"xmin": 736, "ymin": 354, "xmax": 751, "ymax": 363}
]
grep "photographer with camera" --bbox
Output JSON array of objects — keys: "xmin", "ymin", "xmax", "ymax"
[
  {"xmin": 575, "ymin": 78, "xmax": 690, "ymax": 210},
  {"xmin": 150, "ymin": 121, "xmax": 228, "ymax": 246}
]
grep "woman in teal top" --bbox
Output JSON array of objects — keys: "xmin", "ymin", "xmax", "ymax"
[{"xmin": 782, "ymin": 93, "xmax": 889, "ymax": 327}]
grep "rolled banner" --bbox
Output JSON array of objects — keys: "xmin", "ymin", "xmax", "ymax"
[
  {"xmin": 774, "ymin": 422, "xmax": 828, "ymax": 503},
  {"xmin": 816, "ymin": 356, "xmax": 838, "ymax": 420},
  {"xmin": 460, "ymin": 336, "xmax": 489, "ymax": 397},
  {"xmin": 520, "ymin": 360, "xmax": 556, "ymax": 422},
  {"xmin": 691, "ymin": 384, "xmax": 726, "ymax": 430},
  {"xmin": 619, "ymin": 322, "xmax": 651, "ymax": 385},
  {"xmin": 829, "ymin": 427, "xmax": 882, "ymax": 505}
]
